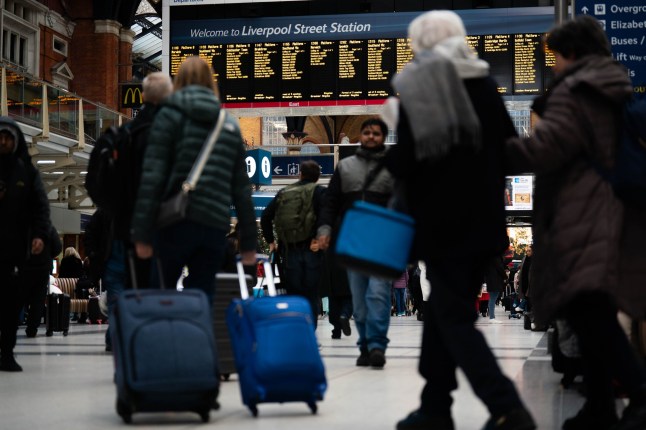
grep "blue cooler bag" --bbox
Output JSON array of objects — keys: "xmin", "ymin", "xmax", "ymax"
[{"xmin": 335, "ymin": 200, "xmax": 415, "ymax": 280}]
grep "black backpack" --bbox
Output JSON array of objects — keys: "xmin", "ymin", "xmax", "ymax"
[
  {"xmin": 595, "ymin": 97, "xmax": 646, "ymax": 208},
  {"xmin": 85, "ymin": 124, "xmax": 132, "ymax": 213}
]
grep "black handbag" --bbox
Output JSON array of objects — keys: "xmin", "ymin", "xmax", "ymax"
[{"xmin": 157, "ymin": 109, "xmax": 227, "ymax": 228}]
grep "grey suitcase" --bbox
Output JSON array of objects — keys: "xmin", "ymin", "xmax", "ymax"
[{"xmin": 213, "ymin": 273, "xmax": 252, "ymax": 381}]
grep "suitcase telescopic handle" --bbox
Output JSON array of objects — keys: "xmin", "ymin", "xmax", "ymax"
[{"xmin": 236, "ymin": 254, "xmax": 276, "ymax": 299}]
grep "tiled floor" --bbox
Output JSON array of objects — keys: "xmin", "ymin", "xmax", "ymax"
[{"xmin": 1, "ymin": 308, "xmax": 599, "ymax": 429}]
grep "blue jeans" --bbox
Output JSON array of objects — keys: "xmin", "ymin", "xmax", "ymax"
[
  {"xmin": 104, "ymin": 240, "xmax": 127, "ymax": 348},
  {"xmin": 347, "ymin": 270, "xmax": 392, "ymax": 352},
  {"xmin": 154, "ymin": 220, "xmax": 226, "ymax": 305},
  {"xmin": 394, "ymin": 288, "xmax": 406, "ymax": 315},
  {"xmin": 488, "ymin": 291, "xmax": 500, "ymax": 319},
  {"xmin": 282, "ymin": 246, "xmax": 322, "ymax": 329}
]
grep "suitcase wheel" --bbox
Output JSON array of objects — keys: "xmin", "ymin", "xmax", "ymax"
[
  {"xmin": 116, "ymin": 399, "xmax": 132, "ymax": 424},
  {"xmin": 63, "ymin": 330, "xmax": 68, "ymax": 336},
  {"xmin": 46, "ymin": 330, "xmax": 53, "ymax": 337},
  {"xmin": 199, "ymin": 410, "xmax": 210, "ymax": 423},
  {"xmin": 308, "ymin": 401, "xmax": 317, "ymax": 414},
  {"xmin": 220, "ymin": 373, "xmax": 231, "ymax": 381},
  {"xmin": 249, "ymin": 405, "xmax": 258, "ymax": 417}
]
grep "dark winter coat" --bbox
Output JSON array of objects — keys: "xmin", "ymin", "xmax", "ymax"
[
  {"xmin": 386, "ymin": 76, "xmax": 516, "ymax": 261},
  {"xmin": 131, "ymin": 85, "xmax": 256, "ymax": 252},
  {"xmin": 58, "ymin": 255, "xmax": 84, "ymax": 278},
  {"xmin": 0, "ymin": 117, "xmax": 50, "ymax": 266},
  {"xmin": 506, "ymin": 55, "xmax": 636, "ymax": 324},
  {"xmin": 23, "ymin": 225, "xmax": 62, "ymax": 274},
  {"xmin": 484, "ymin": 255, "xmax": 506, "ymax": 294},
  {"xmin": 113, "ymin": 102, "xmax": 158, "ymax": 241}
]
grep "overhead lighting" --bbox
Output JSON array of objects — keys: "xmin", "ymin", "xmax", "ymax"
[{"xmin": 37, "ymin": 160, "xmax": 56, "ymax": 164}]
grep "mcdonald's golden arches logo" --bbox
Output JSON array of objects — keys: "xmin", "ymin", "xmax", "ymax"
[{"xmin": 121, "ymin": 84, "xmax": 143, "ymax": 108}]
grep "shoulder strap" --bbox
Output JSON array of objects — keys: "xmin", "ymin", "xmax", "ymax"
[
  {"xmin": 183, "ymin": 109, "xmax": 227, "ymax": 193},
  {"xmin": 361, "ymin": 159, "xmax": 386, "ymax": 198}
]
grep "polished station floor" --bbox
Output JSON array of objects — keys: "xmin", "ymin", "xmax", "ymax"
[{"xmin": 1, "ymin": 307, "xmax": 599, "ymax": 430}]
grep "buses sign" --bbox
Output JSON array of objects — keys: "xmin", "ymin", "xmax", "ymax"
[{"xmin": 122, "ymin": 84, "xmax": 143, "ymax": 108}]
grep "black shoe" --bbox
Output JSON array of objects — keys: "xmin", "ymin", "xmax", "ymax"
[
  {"xmin": 0, "ymin": 356, "xmax": 23, "ymax": 372},
  {"xmin": 397, "ymin": 410, "xmax": 455, "ymax": 430},
  {"xmin": 331, "ymin": 331, "xmax": 341, "ymax": 339},
  {"xmin": 482, "ymin": 408, "xmax": 536, "ymax": 430},
  {"xmin": 563, "ymin": 403, "xmax": 618, "ymax": 430},
  {"xmin": 613, "ymin": 387, "xmax": 646, "ymax": 430},
  {"xmin": 25, "ymin": 328, "xmax": 37, "ymax": 338},
  {"xmin": 368, "ymin": 348, "xmax": 386, "ymax": 369},
  {"xmin": 356, "ymin": 349, "xmax": 369, "ymax": 367},
  {"xmin": 339, "ymin": 315, "xmax": 352, "ymax": 336},
  {"xmin": 105, "ymin": 344, "xmax": 112, "ymax": 352},
  {"xmin": 77, "ymin": 318, "xmax": 87, "ymax": 324}
]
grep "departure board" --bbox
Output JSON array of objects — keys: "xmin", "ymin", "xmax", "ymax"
[
  {"xmin": 513, "ymin": 34, "xmax": 543, "ymax": 95},
  {"xmin": 225, "ymin": 44, "xmax": 253, "ymax": 102},
  {"xmin": 338, "ymin": 39, "xmax": 367, "ymax": 99},
  {"xmin": 480, "ymin": 34, "xmax": 513, "ymax": 95},
  {"xmin": 254, "ymin": 42, "xmax": 280, "ymax": 101},
  {"xmin": 170, "ymin": 32, "xmax": 553, "ymax": 107},
  {"xmin": 366, "ymin": 39, "xmax": 395, "ymax": 99},
  {"xmin": 309, "ymin": 40, "xmax": 337, "ymax": 102}
]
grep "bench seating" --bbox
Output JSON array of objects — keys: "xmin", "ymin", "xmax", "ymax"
[{"xmin": 55, "ymin": 278, "xmax": 89, "ymax": 314}]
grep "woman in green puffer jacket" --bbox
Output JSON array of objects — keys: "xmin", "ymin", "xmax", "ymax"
[{"xmin": 131, "ymin": 56, "xmax": 256, "ymax": 302}]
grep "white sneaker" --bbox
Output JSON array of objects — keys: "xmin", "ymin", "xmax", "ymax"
[
  {"xmin": 489, "ymin": 319, "xmax": 502, "ymax": 324},
  {"xmin": 515, "ymin": 307, "xmax": 524, "ymax": 312}
]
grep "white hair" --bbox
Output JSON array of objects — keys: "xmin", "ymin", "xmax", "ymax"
[{"xmin": 408, "ymin": 10, "xmax": 467, "ymax": 54}]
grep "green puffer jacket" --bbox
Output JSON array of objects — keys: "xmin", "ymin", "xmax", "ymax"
[{"xmin": 131, "ymin": 85, "xmax": 256, "ymax": 251}]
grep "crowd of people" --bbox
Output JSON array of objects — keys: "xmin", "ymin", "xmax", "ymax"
[{"xmin": 1, "ymin": 10, "xmax": 645, "ymax": 430}]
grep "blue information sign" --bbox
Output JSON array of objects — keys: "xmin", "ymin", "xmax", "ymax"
[
  {"xmin": 245, "ymin": 149, "xmax": 272, "ymax": 185},
  {"xmin": 271, "ymin": 154, "xmax": 335, "ymax": 177},
  {"xmin": 576, "ymin": 1, "xmax": 646, "ymax": 95}
]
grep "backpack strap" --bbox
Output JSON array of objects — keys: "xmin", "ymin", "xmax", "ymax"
[{"xmin": 361, "ymin": 159, "xmax": 386, "ymax": 200}]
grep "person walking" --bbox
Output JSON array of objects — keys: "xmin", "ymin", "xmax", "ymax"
[
  {"xmin": 21, "ymin": 225, "xmax": 62, "ymax": 337},
  {"xmin": 261, "ymin": 160, "xmax": 325, "ymax": 328},
  {"xmin": 92, "ymin": 72, "xmax": 173, "ymax": 351},
  {"xmin": 0, "ymin": 117, "xmax": 51, "ymax": 371},
  {"xmin": 132, "ymin": 56, "xmax": 256, "ymax": 301},
  {"xmin": 505, "ymin": 15, "xmax": 646, "ymax": 430},
  {"xmin": 383, "ymin": 11, "xmax": 535, "ymax": 430},
  {"xmin": 484, "ymin": 254, "xmax": 506, "ymax": 323},
  {"xmin": 318, "ymin": 117, "xmax": 395, "ymax": 369}
]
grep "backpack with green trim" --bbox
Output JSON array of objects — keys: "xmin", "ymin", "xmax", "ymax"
[{"xmin": 274, "ymin": 182, "xmax": 317, "ymax": 244}]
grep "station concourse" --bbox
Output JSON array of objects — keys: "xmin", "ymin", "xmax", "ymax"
[{"xmin": 1, "ymin": 315, "xmax": 601, "ymax": 429}]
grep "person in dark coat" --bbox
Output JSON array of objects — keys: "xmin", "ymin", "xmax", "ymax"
[
  {"xmin": 0, "ymin": 116, "xmax": 51, "ymax": 372},
  {"xmin": 384, "ymin": 11, "xmax": 535, "ymax": 430},
  {"xmin": 484, "ymin": 254, "xmax": 506, "ymax": 322},
  {"xmin": 318, "ymin": 249, "xmax": 353, "ymax": 339},
  {"xmin": 21, "ymin": 225, "xmax": 62, "ymax": 337},
  {"xmin": 58, "ymin": 247, "xmax": 84, "ymax": 279},
  {"xmin": 100, "ymin": 72, "xmax": 172, "ymax": 351},
  {"xmin": 505, "ymin": 16, "xmax": 646, "ymax": 430}
]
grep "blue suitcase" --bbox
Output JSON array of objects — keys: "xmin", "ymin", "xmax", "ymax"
[
  {"xmin": 112, "ymin": 288, "xmax": 219, "ymax": 424},
  {"xmin": 226, "ymin": 259, "xmax": 327, "ymax": 416}
]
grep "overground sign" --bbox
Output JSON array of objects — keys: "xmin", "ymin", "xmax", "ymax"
[{"xmin": 577, "ymin": 1, "xmax": 646, "ymax": 95}]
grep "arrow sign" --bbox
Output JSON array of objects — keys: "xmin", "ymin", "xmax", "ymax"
[
  {"xmin": 274, "ymin": 166, "xmax": 283, "ymax": 175},
  {"xmin": 581, "ymin": 6, "xmax": 589, "ymax": 14}
]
